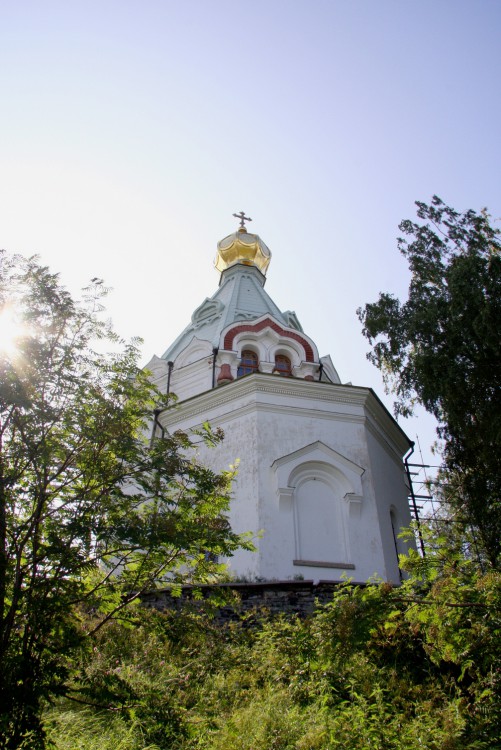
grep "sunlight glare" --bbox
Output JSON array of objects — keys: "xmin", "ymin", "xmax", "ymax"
[{"xmin": 0, "ymin": 305, "xmax": 26, "ymax": 358}]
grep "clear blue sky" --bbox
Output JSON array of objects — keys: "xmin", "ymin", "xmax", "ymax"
[{"xmin": 1, "ymin": 0, "xmax": 500, "ymax": 466}]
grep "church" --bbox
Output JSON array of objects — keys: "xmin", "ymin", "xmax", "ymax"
[{"xmin": 145, "ymin": 213, "xmax": 413, "ymax": 584}]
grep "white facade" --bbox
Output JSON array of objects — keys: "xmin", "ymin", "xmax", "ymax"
[{"xmin": 146, "ymin": 223, "xmax": 413, "ymax": 584}]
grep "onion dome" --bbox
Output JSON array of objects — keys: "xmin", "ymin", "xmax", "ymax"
[{"xmin": 215, "ymin": 212, "xmax": 271, "ymax": 275}]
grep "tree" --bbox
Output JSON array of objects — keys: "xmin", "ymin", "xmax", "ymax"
[
  {"xmin": 357, "ymin": 196, "xmax": 501, "ymax": 567},
  {"xmin": 0, "ymin": 251, "xmax": 251, "ymax": 749}
]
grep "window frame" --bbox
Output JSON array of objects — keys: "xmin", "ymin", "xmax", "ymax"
[
  {"xmin": 274, "ymin": 353, "xmax": 292, "ymax": 377},
  {"xmin": 237, "ymin": 349, "xmax": 259, "ymax": 377}
]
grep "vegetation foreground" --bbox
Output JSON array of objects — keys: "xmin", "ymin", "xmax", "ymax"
[{"xmin": 42, "ymin": 543, "xmax": 500, "ymax": 750}]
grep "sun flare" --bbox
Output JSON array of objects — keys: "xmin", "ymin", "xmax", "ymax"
[{"xmin": 0, "ymin": 305, "xmax": 26, "ymax": 357}]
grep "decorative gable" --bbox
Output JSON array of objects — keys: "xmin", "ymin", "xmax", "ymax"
[
  {"xmin": 272, "ymin": 441, "xmax": 364, "ymax": 510},
  {"xmin": 191, "ymin": 298, "xmax": 224, "ymax": 328},
  {"xmin": 223, "ymin": 316, "xmax": 316, "ymax": 362},
  {"xmin": 282, "ymin": 310, "xmax": 303, "ymax": 332}
]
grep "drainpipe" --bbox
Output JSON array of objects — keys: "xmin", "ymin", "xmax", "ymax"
[
  {"xmin": 151, "ymin": 361, "xmax": 174, "ymax": 446},
  {"xmin": 212, "ymin": 347, "xmax": 219, "ymax": 388},
  {"xmin": 150, "ymin": 408, "xmax": 165, "ymax": 447},
  {"xmin": 166, "ymin": 360, "xmax": 173, "ymax": 398},
  {"xmin": 404, "ymin": 442, "xmax": 426, "ymax": 557}
]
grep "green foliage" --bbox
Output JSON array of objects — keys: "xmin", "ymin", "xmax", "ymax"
[
  {"xmin": 44, "ymin": 538, "xmax": 501, "ymax": 749},
  {"xmin": 400, "ymin": 531, "xmax": 501, "ymax": 747},
  {"xmin": 0, "ymin": 251, "xmax": 252, "ymax": 748},
  {"xmin": 357, "ymin": 197, "xmax": 501, "ymax": 566},
  {"xmin": 45, "ymin": 709, "xmax": 160, "ymax": 750}
]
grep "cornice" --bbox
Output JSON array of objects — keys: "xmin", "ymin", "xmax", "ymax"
[
  {"xmin": 161, "ymin": 374, "xmax": 363, "ymax": 421},
  {"xmin": 158, "ymin": 373, "xmax": 411, "ymax": 456}
]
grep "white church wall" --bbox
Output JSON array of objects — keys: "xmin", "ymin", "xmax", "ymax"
[
  {"xmin": 254, "ymin": 404, "xmax": 382, "ymax": 581},
  {"xmin": 158, "ymin": 375, "xmax": 412, "ymax": 583},
  {"xmin": 169, "ymin": 356, "xmax": 214, "ymax": 402},
  {"xmin": 364, "ymin": 427, "xmax": 413, "ymax": 583},
  {"xmin": 160, "ymin": 389, "xmax": 264, "ymax": 579}
]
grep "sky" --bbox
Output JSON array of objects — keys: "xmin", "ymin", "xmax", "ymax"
[{"xmin": 1, "ymin": 0, "xmax": 500, "ymax": 475}]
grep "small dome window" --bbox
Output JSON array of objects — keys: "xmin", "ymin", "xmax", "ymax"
[
  {"xmin": 237, "ymin": 350, "xmax": 259, "ymax": 377},
  {"xmin": 274, "ymin": 354, "xmax": 292, "ymax": 377}
]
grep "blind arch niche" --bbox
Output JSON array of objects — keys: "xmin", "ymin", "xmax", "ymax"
[
  {"xmin": 272, "ymin": 442, "xmax": 364, "ymax": 570},
  {"xmin": 292, "ymin": 463, "xmax": 348, "ymax": 565}
]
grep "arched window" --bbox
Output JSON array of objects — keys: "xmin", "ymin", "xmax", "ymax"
[
  {"xmin": 237, "ymin": 350, "xmax": 259, "ymax": 377},
  {"xmin": 274, "ymin": 354, "xmax": 292, "ymax": 376}
]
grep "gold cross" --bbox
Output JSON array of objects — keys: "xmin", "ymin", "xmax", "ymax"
[{"xmin": 233, "ymin": 211, "xmax": 252, "ymax": 230}]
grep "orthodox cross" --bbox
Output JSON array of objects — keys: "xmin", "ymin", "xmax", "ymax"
[{"xmin": 233, "ymin": 211, "xmax": 252, "ymax": 230}]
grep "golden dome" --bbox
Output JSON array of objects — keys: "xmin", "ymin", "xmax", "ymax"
[{"xmin": 215, "ymin": 227, "xmax": 271, "ymax": 275}]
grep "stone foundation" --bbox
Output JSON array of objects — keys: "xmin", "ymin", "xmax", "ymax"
[{"xmin": 141, "ymin": 579, "xmax": 367, "ymax": 623}]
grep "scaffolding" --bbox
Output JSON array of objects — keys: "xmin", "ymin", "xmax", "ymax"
[{"xmin": 404, "ymin": 437, "xmax": 441, "ymax": 557}]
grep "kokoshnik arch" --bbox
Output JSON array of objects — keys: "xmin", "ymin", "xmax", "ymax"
[{"xmin": 145, "ymin": 214, "xmax": 413, "ymax": 583}]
